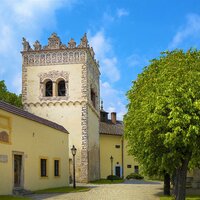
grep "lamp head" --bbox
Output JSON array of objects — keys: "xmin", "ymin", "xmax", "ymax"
[{"xmin": 71, "ymin": 145, "xmax": 77, "ymax": 156}]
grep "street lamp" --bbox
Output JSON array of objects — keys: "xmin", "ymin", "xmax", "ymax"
[
  {"xmin": 110, "ymin": 156, "xmax": 114, "ymax": 182},
  {"xmin": 71, "ymin": 145, "xmax": 77, "ymax": 189}
]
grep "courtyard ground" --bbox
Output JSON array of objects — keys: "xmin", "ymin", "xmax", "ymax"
[{"xmin": 29, "ymin": 180, "xmax": 163, "ymax": 200}]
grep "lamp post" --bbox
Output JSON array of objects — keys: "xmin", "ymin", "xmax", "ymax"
[
  {"xmin": 110, "ymin": 156, "xmax": 113, "ymax": 182},
  {"xmin": 71, "ymin": 145, "xmax": 77, "ymax": 189}
]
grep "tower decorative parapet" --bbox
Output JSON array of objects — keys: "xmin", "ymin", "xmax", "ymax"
[
  {"xmin": 22, "ymin": 33, "xmax": 98, "ymax": 67},
  {"xmin": 33, "ymin": 40, "xmax": 42, "ymax": 51},
  {"xmin": 22, "ymin": 37, "xmax": 32, "ymax": 51}
]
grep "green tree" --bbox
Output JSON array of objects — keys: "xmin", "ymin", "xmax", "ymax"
[
  {"xmin": 124, "ymin": 49, "xmax": 200, "ymax": 200},
  {"xmin": 0, "ymin": 80, "xmax": 22, "ymax": 108}
]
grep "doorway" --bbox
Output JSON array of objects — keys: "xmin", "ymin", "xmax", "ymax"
[
  {"xmin": 14, "ymin": 154, "xmax": 23, "ymax": 188},
  {"xmin": 115, "ymin": 166, "xmax": 121, "ymax": 177}
]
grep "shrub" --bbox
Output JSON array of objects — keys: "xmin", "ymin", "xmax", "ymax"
[
  {"xmin": 126, "ymin": 173, "xmax": 144, "ymax": 180},
  {"xmin": 107, "ymin": 175, "xmax": 122, "ymax": 180}
]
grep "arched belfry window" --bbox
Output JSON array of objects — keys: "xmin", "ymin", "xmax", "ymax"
[
  {"xmin": 58, "ymin": 80, "xmax": 66, "ymax": 96},
  {"xmin": 40, "ymin": 71, "xmax": 69, "ymax": 100},
  {"xmin": 45, "ymin": 80, "xmax": 53, "ymax": 96}
]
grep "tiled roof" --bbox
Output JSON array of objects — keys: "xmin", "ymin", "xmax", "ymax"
[
  {"xmin": 0, "ymin": 101, "xmax": 68, "ymax": 134},
  {"xmin": 100, "ymin": 120, "xmax": 124, "ymax": 136}
]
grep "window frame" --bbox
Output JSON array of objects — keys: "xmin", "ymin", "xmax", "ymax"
[
  {"xmin": 39, "ymin": 157, "xmax": 48, "ymax": 178},
  {"xmin": 54, "ymin": 159, "xmax": 61, "ymax": 177},
  {"xmin": 39, "ymin": 71, "xmax": 69, "ymax": 101},
  {"xmin": 57, "ymin": 80, "xmax": 66, "ymax": 96},
  {"xmin": 45, "ymin": 80, "xmax": 53, "ymax": 97}
]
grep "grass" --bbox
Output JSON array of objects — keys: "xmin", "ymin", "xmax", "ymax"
[
  {"xmin": 34, "ymin": 186, "xmax": 90, "ymax": 194},
  {"xmin": 0, "ymin": 186, "xmax": 90, "ymax": 199},
  {"xmin": 0, "ymin": 196, "xmax": 31, "ymax": 200},
  {"xmin": 160, "ymin": 196, "xmax": 200, "ymax": 200},
  {"xmin": 90, "ymin": 179, "xmax": 124, "ymax": 184}
]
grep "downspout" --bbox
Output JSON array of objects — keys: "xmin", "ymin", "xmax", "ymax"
[{"xmin": 121, "ymin": 137, "xmax": 124, "ymax": 178}]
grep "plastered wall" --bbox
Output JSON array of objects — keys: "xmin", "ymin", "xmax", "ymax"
[{"xmin": 0, "ymin": 109, "xmax": 69, "ymax": 195}]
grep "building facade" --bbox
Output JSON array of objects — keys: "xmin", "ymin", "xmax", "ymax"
[
  {"xmin": 20, "ymin": 33, "xmax": 200, "ymax": 188},
  {"xmin": 99, "ymin": 106, "xmax": 138, "ymax": 179},
  {"xmin": 0, "ymin": 101, "xmax": 69, "ymax": 195},
  {"xmin": 21, "ymin": 33, "xmax": 100, "ymax": 182}
]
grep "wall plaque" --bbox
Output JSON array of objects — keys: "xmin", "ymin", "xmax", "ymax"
[{"xmin": 0, "ymin": 155, "xmax": 8, "ymax": 163}]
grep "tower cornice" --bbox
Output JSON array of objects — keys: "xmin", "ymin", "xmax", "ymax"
[{"xmin": 21, "ymin": 33, "xmax": 99, "ymax": 68}]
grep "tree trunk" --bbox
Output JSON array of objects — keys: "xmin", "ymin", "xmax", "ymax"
[
  {"xmin": 164, "ymin": 172, "xmax": 171, "ymax": 196},
  {"xmin": 173, "ymin": 169, "xmax": 179, "ymax": 197},
  {"xmin": 171, "ymin": 170, "xmax": 177, "ymax": 197},
  {"xmin": 175, "ymin": 159, "xmax": 189, "ymax": 200}
]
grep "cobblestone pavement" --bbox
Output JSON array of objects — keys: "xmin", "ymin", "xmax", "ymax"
[{"xmin": 29, "ymin": 180, "xmax": 163, "ymax": 200}]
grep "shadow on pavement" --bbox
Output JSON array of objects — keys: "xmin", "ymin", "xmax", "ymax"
[
  {"xmin": 123, "ymin": 179, "xmax": 162, "ymax": 185},
  {"xmin": 27, "ymin": 193, "xmax": 66, "ymax": 200},
  {"xmin": 27, "ymin": 186, "xmax": 95, "ymax": 200}
]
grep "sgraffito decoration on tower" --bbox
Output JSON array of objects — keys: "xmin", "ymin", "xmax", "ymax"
[{"xmin": 22, "ymin": 33, "xmax": 96, "ymax": 67}]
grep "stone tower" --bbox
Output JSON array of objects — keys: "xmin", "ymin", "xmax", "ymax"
[{"xmin": 21, "ymin": 33, "xmax": 100, "ymax": 182}]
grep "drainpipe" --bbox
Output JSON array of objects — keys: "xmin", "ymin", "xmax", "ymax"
[{"xmin": 121, "ymin": 137, "xmax": 124, "ymax": 178}]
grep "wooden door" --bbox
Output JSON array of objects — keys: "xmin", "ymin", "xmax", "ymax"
[{"xmin": 115, "ymin": 166, "xmax": 120, "ymax": 177}]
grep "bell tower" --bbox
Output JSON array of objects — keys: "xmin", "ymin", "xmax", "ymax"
[{"xmin": 21, "ymin": 33, "xmax": 100, "ymax": 182}]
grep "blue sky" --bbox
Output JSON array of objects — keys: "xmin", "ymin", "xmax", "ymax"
[{"xmin": 1, "ymin": 0, "xmax": 200, "ymax": 119}]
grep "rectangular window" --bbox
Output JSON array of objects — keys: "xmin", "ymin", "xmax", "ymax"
[
  {"xmin": 127, "ymin": 164, "xmax": 132, "ymax": 168},
  {"xmin": 54, "ymin": 160, "xmax": 60, "ymax": 177},
  {"xmin": 40, "ymin": 159, "xmax": 47, "ymax": 177},
  {"xmin": 115, "ymin": 145, "xmax": 120, "ymax": 148}
]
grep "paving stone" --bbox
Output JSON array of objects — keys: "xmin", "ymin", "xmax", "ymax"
[{"xmin": 29, "ymin": 181, "xmax": 163, "ymax": 200}]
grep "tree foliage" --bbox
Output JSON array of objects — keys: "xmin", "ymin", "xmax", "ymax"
[
  {"xmin": 124, "ymin": 49, "xmax": 200, "ymax": 199},
  {"xmin": 0, "ymin": 80, "xmax": 22, "ymax": 108}
]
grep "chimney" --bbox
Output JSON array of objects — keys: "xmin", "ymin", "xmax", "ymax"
[{"xmin": 111, "ymin": 112, "xmax": 117, "ymax": 124}]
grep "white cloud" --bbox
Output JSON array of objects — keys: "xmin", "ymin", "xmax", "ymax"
[
  {"xmin": 88, "ymin": 31, "xmax": 112, "ymax": 58},
  {"xmin": 169, "ymin": 13, "xmax": 200, "ymax": 49},
  {"xmin": 9, "ymin": 0, "xmax": 70, "ymax": 35},
  {"xmin": 88, "ymin": 14, "xmax": 127, "ymax": 117},
  {"xmin": 0, "ymin": 25, "xmax": 14, "ymax": 54},
  {"xmin": 127, "ymin": 53, "xmax": 149, "ymax": 68},
  {"xmin": 117, "ymin": 8, "xmax": 129, "ymax": 18},
  {"xmin": 101, "ymin": 81, "xmax": 126, "ymax": 120},
  {"xmin": 88, "ymin": 30, "xmax": 120, "ymax": 82},
  {"xmin": 127, "ymin": 54, "xmax": 141, "ymax": 67},
  {"xmin": 12, "ymin": 73, "xmax": 22, "ymax": 94},
  {"xmin": 101, "ymin": 8, "xmax": 129, "ymax": 27},
  {"xmin": 102, "ymin": 57, "xmax": 120, "ymax": 82},
  {"xmin": 0, "ymin": 0, "xmax": 75, "ymax": 93}
]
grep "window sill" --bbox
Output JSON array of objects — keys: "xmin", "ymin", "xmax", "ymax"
[
  {"xmin": 40, "ymin": 176, "xmax": 49, "ymax": 179},
  {"xmin": 54, "ymin": 175, "xmax": 61, "ymax": 178},
  {"xmin": 40, "ymin": 96, "xmax": 69, "ymax": 101}
]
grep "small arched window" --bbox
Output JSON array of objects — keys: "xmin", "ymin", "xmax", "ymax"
[
  {"xmin": 45, "ymin": 80, "xmax": 53, "ymax": 96},
  {"xmin": 58, "ymin": 80, "xmax": 66, "ymax": 96},
  {"xmin": 91, "ymin": 89, "xmax": 96, "ymax": 108}
]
